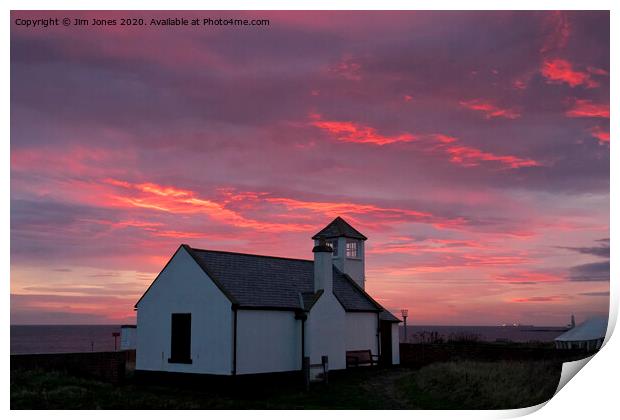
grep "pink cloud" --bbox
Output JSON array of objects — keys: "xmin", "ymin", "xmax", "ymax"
[
  {"xmin": 495, "ymin": 271, "xmax": 563, "ymax": 284},
  {"xmin": 441, "ymin": 143, "xmax": 540, "ymax": 169},
  {"xmin": 511, "ymin": 296, "xmax": 564, "ymax": 303},
  {"xmin": 309, "ymin": 114, "xmax": 416, "ymax": 145},
  {"xmin": 459, "ymin": 99, "xmax": 521, "ymax": 119},
  {"xmin": 330, "ymin": 54, "xmax": 362, "ymax": 81},
  {"xmin": 541, "ymin": 59, "xmax": 600, "ymax": 88},
  {"xmin": 589, "ymin": 126, "xmax": 610, "ymax": 145},
  {"xmin": 566, "ymin": 99, "xmax": 610, "ymax": 118},
  {"xmin": 512, "ymin": 78, "xmax": 528, "ymax": 90},
  {"xmin": 104, "ymin": 178, "xmax": 314, "ymax": 232},
  {"xmin": 540, "ymin": 11, "xmax": 571, "ymax": 53},
  {"xmin": 311, "ymin": 115, "xmax": 539, "ymax": 169}
]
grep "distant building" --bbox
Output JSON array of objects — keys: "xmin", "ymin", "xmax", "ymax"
[
  {"xmin": 134, "ymin": 217, "xmax": 400, "ymax": 376},
  {"xmin": 120, "ymin": 325, "xmax": 137, "ymax": 350},
  {"xmin": 555, "ymin": 316, "xmax": 608, "ymax": 351}
]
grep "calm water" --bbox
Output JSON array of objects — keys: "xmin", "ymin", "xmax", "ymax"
[
  {"xmin": 11, "ymin": 324, "xmax": 569, "ymax": 355},
  {"xmin": 11, "ymin": 325, "xmax": 122, "ymax": 355}
]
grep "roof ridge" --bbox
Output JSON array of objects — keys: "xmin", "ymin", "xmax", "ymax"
[{"xmin": 187, "ymin": 246, "xmax": 313, "ymax": 263}]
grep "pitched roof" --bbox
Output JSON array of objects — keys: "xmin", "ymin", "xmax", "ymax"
[
  {"xmin": 184, "ymin": 245, "xmax": 382, "ymax": 313},
  {"xmin": 312, "ymin": 216, "xmax": 368, "ymax": 240},
  {"xmin": 300, "ymin": 291, "xmax": 323, "ymax": 311},
  {"xmin": 555, "ymin": 316, "xmax": 608, "ymax": 342},
  {"xmin": 379, "ymin": 310, "xmax": 401, "ymax": 323}
]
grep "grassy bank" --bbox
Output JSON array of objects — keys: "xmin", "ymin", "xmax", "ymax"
[
  {"xmin": 399, "ymin": 360, "xmax": 561, "ymax": 409},
  {"xmin": 11, "ymin": 359, "xmax": 562, "ymax": 409}
]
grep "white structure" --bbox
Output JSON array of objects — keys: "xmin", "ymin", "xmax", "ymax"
[
  {"xmin": 135, "ymin": 217, "xmax": 400, "ymax": 376},
  {"xmin": 120, "ymin": 325, "xmax": 137, "ymax": 350},
  {"xmin": 555, "ymin": 316, "xmax": 608, "ymax": 351}
]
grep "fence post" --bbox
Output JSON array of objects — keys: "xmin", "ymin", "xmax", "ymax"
[
  {"xmin": 303, "ymin": 356, "xmax": 310, "ymax": 391},
  {"xmin": 321, "ymin": 355, "xmax": 329, "ymax": 385}
]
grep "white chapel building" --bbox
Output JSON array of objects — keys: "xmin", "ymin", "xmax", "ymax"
[{"xmin": 134, "ymin": 217, "xmax": 401, "ymax": 376}]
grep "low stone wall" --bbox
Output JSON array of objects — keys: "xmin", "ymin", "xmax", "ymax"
[{"xmin": 11, "ymin": 350, "xmax": 136, "ymax": 383}]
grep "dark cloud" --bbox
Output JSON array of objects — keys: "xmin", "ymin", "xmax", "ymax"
[
  {"xmin": 560, "ymin": 244, "xmax": 610, "ymax": 258},
  {"xmin": 579, "ymin": 291, "xmax": 609, "ymax": 297},
  {"xmin": 569, "ymin": 261, "xmax": 609, "ymax": 282}
]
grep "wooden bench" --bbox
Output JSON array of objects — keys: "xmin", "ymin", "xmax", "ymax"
[{"xmin": 346, "ymin": 350, "xmax": 379, "ymax": 368}]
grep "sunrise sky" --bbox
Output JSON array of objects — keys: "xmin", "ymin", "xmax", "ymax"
[{"xmin": 10, "ymin": 11, "xmax": 609, "ymax": 326}]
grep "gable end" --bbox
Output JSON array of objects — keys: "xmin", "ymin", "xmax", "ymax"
[{"xmin": 134, "ymin": 244, "xmax": 238, "ymax": 309}]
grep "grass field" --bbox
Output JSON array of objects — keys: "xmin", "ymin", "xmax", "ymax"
[
  {"xmin": 11, "ymin": 359, "xmax": 562, "ymax": 409},
  {"xmin": 399, "ymin": 360, "xmax": 562, "ymax": 409}
]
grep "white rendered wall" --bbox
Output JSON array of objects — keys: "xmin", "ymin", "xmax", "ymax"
[
  {"xmin": 345, "ymin": 312, "xmax": 378, "ymax": 354},
  {"xmin": 306, "ymin": 291, "xmax": 347, "ymax": 370},
  {"xmin": 391, "ymin": 323, "xmax": 400, "ymax": 365},
  {"xmin": 236, "ymin": 310, "xmax": 301, "ymax": 375},
  {"xmin": 136, "ymin": 247, "xmax": 233, "ymax": 375}
]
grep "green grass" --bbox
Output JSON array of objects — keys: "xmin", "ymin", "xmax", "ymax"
[
  {"xmin": 398, "ymin": 360, "xmax": 562, "ymax": 409},
  {"xmin": 11, "ymin": 360, "xmax": 563, "ymax": 409},
  {"xmin": 11, "ymin": 368, "xmax": 388, "ymax": 409}
]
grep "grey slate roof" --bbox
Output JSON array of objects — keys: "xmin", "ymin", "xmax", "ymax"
[
  {"xmin": 184, "ymin": 245, "xmax": 383, "ymax": 313},
  {"xmin": 312, "ymin": 216, "xmax": 368, "ymax": 240},
  {"xmin": 300, "ymin": 291, "xmax": 323, "ymax": 311},
  {"xmin": 380, "ymin": 310, "xmax": 401, "ymax": 323}
]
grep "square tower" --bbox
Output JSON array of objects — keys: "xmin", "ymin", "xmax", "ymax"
[{"xmin": 312, "ymin": 216, "xmax": 367, "ymax": 289}]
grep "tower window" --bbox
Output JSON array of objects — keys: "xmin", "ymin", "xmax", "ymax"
[
  {"xmin": 346, "ymin": 240, "xmax": 359, "ymax": 258},
  {"xmin": 330, "ymin": 240, "xmax": 339, "ymax": 256}
]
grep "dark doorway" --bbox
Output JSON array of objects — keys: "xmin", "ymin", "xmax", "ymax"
[
  {"xmin": 169, "ymin": 313, "xmax": 192, "ymax": 364},
  {"xmin": 380, "ymin": 321, "xmax": 393, "ymax": 366}
]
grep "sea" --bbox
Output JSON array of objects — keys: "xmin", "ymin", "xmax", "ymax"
[
  {"xmin": 10, "ymin": 324, "xmax": 569, "ymax": 355},
  {"xmin": 11, "ymin": 325, "xmax": 122, "ymax": 355}
]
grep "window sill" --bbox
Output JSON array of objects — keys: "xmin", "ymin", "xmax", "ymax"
[{"xmin": 168, "ymin": 358, "xmax": 193, "ymax": 364}]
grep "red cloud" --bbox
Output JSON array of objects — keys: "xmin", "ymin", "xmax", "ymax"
[
  {"xmin": 440, "ymin": 142, "xmax": 540, "ymax": 169},
  {"xmin": 540, "ymin": 11, "xmax": 571, "ymax": 53},
  {"xmin": 589, "ymin": 126, "xmax": 610, "ymax": 145},
  {"xmin": 459, "ymin": 100, "xmax": 521, "ymax": 119},
  {"xmin": 541, "ymin": 59, "xmax": 600, "ymax": 88},
  {"xmin": 566, "ymin": 99, "xmax": 610, "ymax": 118},
  {"xmin": 310, "ymin": 114, "xmax": 416, "ymax": 145},
  {"xmin": 105, "ymin": 179, "xmax": 314, "ymax": 232},
  {"xmin": 311, "ymin": 115, "xmax": 539, "ymax": 169},
  {"xmin": 495, "ymin": 271, "xmax": 562, "ymax": 283},
  {"xmin": 104, "ymin": 178, "xmax": 469, "ymax": 235},
  {"xmin": 433, "ymin": 134, "xmax": 458, "ymax": 144},
  {"xmin": 511, "ymin": 296, "xmax": 564, "ymax": 303},
  {"xmin": 462, "ymin": 255, "xmax": 531, "ymax": 267}
]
